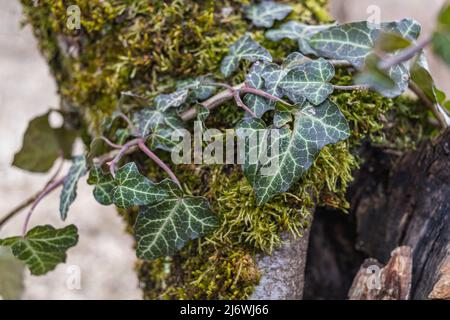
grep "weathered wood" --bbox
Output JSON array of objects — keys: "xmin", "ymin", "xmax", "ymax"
[{"xmin": 348, "ymin": 246, "xmax": 413, "ymax": 300}]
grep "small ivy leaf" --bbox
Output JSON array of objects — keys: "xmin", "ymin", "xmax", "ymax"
[
  {"xmin": 220, "ymin": 35, "xmax": 272, "ymax": 77},
  {"xmin": 132, "ymin": 108, "xmax": 166, "ymax": 137},
  {"xmin": 195, "ymin": 104, "xmax": 210, "ymax": 122},
  {"xmin": 245, "ymin": 1, "xmax": 292, "ymax": 28},
  {"xmin": 113, "ymin": 162, "xmax": 168, "ymax": 209},
  {"xmin": 265, "ymin": 21, "xmax": 336, "ymax": 55},
  {"xmin": 0, "ymin": 247, "xmax": 24, "ymax": 299},
  {"xmin": 244, "ymin": 61, "xmax": 274, "ymax": 118},
  {"xmin": 155, "ymin": 89, "xmax": 189, "ymax": 112},
  {"xmin": 54, "ymin": 127, "xmax": 78, "ymax": 160},
  {"xmin": 237, "ymin": 99, "xmax": 349, "ymax": 205},
  {"xmin": 87, "ymin": 166, "xmax": 115, "ymax": 206},
  {"xmin": 13, "ymin": 112, "xmax": 76, "ymax": 173},
  {"xmin": 273, "ymin": 111, "xmax": 292, "ymax": 128},
  {"xmin": 135, "ymin": 180, "xmax": 219, "ymax": 260},
  {"xmin": 433, "ymin": 4, "xmax": 450, "ymax": 67},
  {"xmin": 309, "ymin": 19, "xmax": 421, "ymax": 68},
  {"xmin": 176, "ymin": 77, "xmax": 217, "ymax": 101},
  {"xmin": 60, "ymin": 155, "xmax": 88, "ymax": 220},
  {"xmin": 280, "ymin": 58, "xmax": 335, "ymax": 105},
  {"xmin": 0, "ymin": 225, "xmax": 79, "ymax": 276}
]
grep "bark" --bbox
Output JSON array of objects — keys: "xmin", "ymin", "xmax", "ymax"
[{"xmin": 305, "ymin": 129, "xmax": 450, "ymax": 300}]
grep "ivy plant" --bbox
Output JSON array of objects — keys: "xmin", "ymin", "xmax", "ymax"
[{"xmin": 1, "ymin": 0, "xmax": 450, "ymax": 277}]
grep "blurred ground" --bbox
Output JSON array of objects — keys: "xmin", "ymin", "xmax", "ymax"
[{"xmin": 0, "ymin": 0, "xmax": 448, "ymax": 299}]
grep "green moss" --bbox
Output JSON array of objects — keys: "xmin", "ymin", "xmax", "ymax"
[{"xmin": 20, "ymin": 0, "xmax": 433, "ymax": 300}]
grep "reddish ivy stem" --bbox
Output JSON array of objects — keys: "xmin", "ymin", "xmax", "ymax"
[
  {"xmin": 99, "ymin": 136, "xmax": 122, "ymax": 149},
  {"xmin": 22, "ymin": 176, "xmax": 66, "ymax": 236},
  {"xmin": 137, "ymin": 139, "xmax": 181, "ymax": 186}
]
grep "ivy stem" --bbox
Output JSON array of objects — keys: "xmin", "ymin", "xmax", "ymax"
[
  {"xmin": 240, "ymin": 86, "xmax": 293, "ymax": 106},
  {"xmin": 233, "ymin": 90, "xmax": 257, "ymax": 117},
  {"xmin": 108, "ymin": 138, "xmax": 141, "ymax": 178},
  {"xmin": 333, "ymin": 84, "xmax": 371, "ymax": 91},
  {"xmin": 99, "ymin": 136, "xmax": 122, "ymax": 149},
  {"xmin": 137, "ymin": 139, "xmax": 181, "ymax": 186},
  {"xmin": 22, "ymin": 176, "xmax": 66, "ymax": 236}
]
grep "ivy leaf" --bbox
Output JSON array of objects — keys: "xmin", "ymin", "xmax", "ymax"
[
  {"xmin": 237, "ymin": 99, "xmax": 349, "ymax": 205},
  {"xmin": 221, "ymin": 35, "xmax": 272, "ymax": 77},
  {"xmin": 13, "ymin": 112, "xmax": 76, "ymax": 173},
  {"xmin": 273, "ymin": 111, "xmax": 292, "ymax": 128},
  {"xmin": 155, "ymin": 89, "xmax": 189, "ymax": 112},
  {"xmin": 280, "ymin": 58, "xmax": 335, "ymax": 105},
  {"xmin": 0, "ymin": 247, "xmax": 24, "ymax": 299},
  {"xmin": 265, "ymin": 21, "xmax": 336, "ymax": 55},
  {"xmin": 245, "ymin": 1, "xmax": 292, "ymax": 28},
  {"xmin": 309, "ymin": 19, "xmax": 421, "ymax": 68},
  {"xmin": 135, "ymin": 180, "xmax": 218, "ymax": 259},
  {"xmin": 243, "ymin": 61, "xmax": 274, "ymax": 118},
  {"xmin": 0, "ymin": 225, "xmax": 78, "ymax": 276},
  {"xmin": 433, "ymin": 4, "xmax": 450, "ymax": 67},
  {"xmin": 87, "ymin": 166, "xmax": 115, "ymax": 206},
  {"xmin": 113, "ymin": 162, "xmax": 168, "ymax": 209},
  {"xmin": 176, "ymin": 77, "xmax": 216, "ymax": 101},
  {"xmin": 132, "ymin": 108, "xmax": 185, "ymax": 151},
  {"xmin": 59, "ymin": 155, "xmax": 88, "ymax": 220}
]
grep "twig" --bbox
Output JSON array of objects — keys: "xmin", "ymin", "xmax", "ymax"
[
  {"xmin": 22, "ymin": 176, "xmax": 66, "ymax": 236},
  {"xmin": 137, "ymin": 139, "xmax": 180, "ymax": 186},
  {"xmin": 409, "ymin": 82, "xmax": 450, "ymax": 129}
]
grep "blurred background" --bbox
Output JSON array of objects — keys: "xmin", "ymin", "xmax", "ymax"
[{"xmin": 0, "ymin": 0, "xmax": 448, "ymax": 299}]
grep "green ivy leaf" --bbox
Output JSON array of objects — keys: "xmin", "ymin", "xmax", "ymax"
[
  {"xmin": 265, "ymin": 21, "xmax": 336, "ymax": 55},
  {"xmin": 245, "ymin": 1, "xmax": 292, "ymax": 28},
  {"xmin": 59, "ymin": 155, "xmax": 88, "ymax": 220},
  {"xmin": 280, "ymin": 58, "xmax": 335, "ymax": 105},
  {"xmin": 176, "ymin": 77, "xmax": 216, "ymax": 101},
  {"xmin": 243, "ymin": 61, "xmax": 274, "ymax": 118},
  {"xmin": 0, "ymin": 225, "xmax": 78, "ymax": 276},
  {"xmin": 113, "ymin": 162, "xmax": 168, "ymax": 209},
  {"xmin": 135, "ymin": 180, "xmax": 218, "ymax": 259},
  {"xmin": 0, "ymin": 247, "xmax": 24, "ymax": 299},
  {"xmin": 237, "ymin": 99, "xmax": 349, "ymax": 205},
  {"xmin": 433, "ymin": 4, "xmax": 450, "ymax": 67},
  {"xmin": 87, "ymin": 166, "xmax": 115, "ymax": 206},
  {"xmin": 13, "ymin": 113, "xmax": 76, "ymax": 173},
  {"xmin": 155, "ymin": 89, "xmax": 189, "ymax": 112},
  {"xmin": 376, "ymin": 31, "xmax": 412, "ymax": 52},
  {"xmin": 273, "ymin": 111, "xmax": 292, "ymax": 128},
  {"xmin": 309, "ymin": 19, "xmax": 421, "ymax": 68},
  {"xmin": 221, "ymin": 35, "xmax": 272, "ymax": 77}
]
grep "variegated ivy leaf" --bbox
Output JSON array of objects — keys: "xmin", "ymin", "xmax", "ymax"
[
  {"xmin": 87, "ymin": 166, "xmax": 115, "ymax": 206},
  {"xmin": 60, "ymin": 155, "xmax": 88, "ymax": 221},
  {"xmin": 176, "ymin": 77, "xmax": 216, "ymax": 101},
  {"xmin": 265, "ymin": 21, "xmax": 336, "ymax": 55},
  {"xmin": 244, "ymin": 61, "xmax": 274, "ymax": 118},
  {"xmin": 155, "ymin": 89, "xmax": 189, "ymax": 112},
  {"xmin": 280, "ymin": 58, "xmax": 335, "ymax": 105},
  {"xmin": 220, "ymin": 35, "xmax": 272, "ymax": 77},
  {"xmin": 309, "ymin": 19, "xmax": 421, "ymax": 69},
  {"xmin": 245, "ymin": 1, "xmax": 292, "ymax": 28},
  {"xmin": 135, "ymin": 180, "xmax": 218, "ymax": 259},
  {"xmin": 0, "ymin": 225, "xmax": 78, "ymax": 276},
  {"xmin": 113, "ymin": 162, "xmax": 168, "ymax": 209},
  {"xmin": 132, "ymin": 108, "xmax": 185, "ymax": 151},
  {"xmin": 237, "ymin": 99, "xmax": 349, "ymax": 205},
  {"xmin": 273, "ymin": 111, "xmax": 292, "ymax": 128}
]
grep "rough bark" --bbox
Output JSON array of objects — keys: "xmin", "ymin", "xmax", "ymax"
[
  {"xmin": 305, "ymin": 129, "xmax": 450, "ymax": 300},
  {"xmin": 348, "ymin": 246, "xmax": 413, "ymax": 300}
]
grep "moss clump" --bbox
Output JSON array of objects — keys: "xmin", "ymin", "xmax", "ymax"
[{"xmin": 21, "ymin": 0, "xmax": 434, "ymax": 300}]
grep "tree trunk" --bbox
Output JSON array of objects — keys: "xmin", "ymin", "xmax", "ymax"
[{"xmin": 305, "ymin": 129, "xmax": 450, "ymax": 300}]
